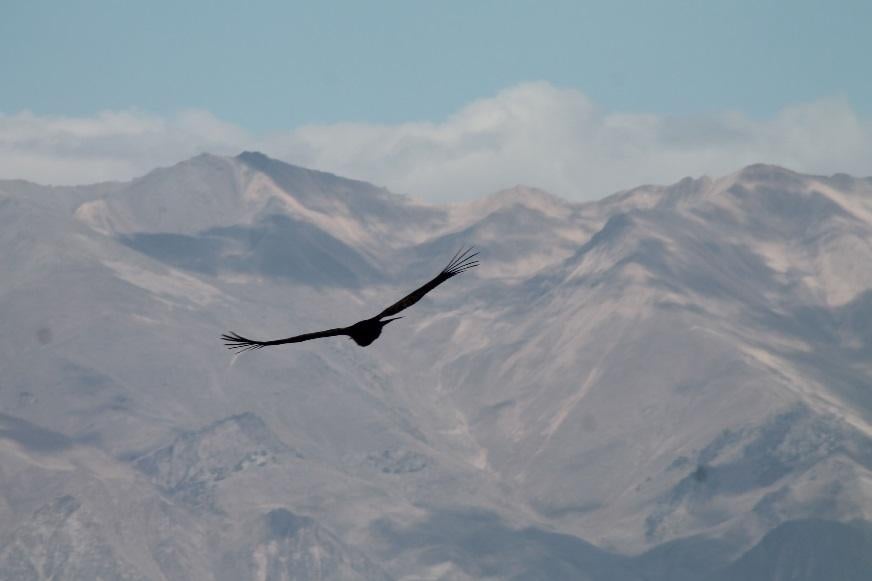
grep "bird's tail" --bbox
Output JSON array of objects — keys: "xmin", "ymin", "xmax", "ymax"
[
  {"xmin": 442, "ymin": 246, "xmax": 479, "ymax": 276},
  {"xmin": 221, "ymin": 331, "xmax": 267, "ymax": 353}
]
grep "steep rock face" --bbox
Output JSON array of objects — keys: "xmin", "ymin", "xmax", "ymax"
[
  {"xmin": 217, "ymin": 508, "xmax": 394, "ymax": 581},
  {"xmin": 0, "ymin": 154, "xmax": 870, "ymax": 579},
  {"xmin": 133, "ymin": 413, "xmax": 300, "ymax": 512},
  {"xmin": 400, "ymin": 165, "xmax": 872, "ymax": 553},
  {"xmin": 0, "ymin": 496, "xmax": 146, "ymax": 581}
]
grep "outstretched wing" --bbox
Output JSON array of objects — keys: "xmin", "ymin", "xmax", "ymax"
[
  {"xmin": 376, "ymin": 247, "xmax": 479, "ymax": 319},
  {"xmin": 221, "ymin": 328, "xmax": 347, "ymax": 352}
]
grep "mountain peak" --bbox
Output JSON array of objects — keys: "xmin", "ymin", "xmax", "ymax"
[
  {"xmin": 736, "ymin": 163, "xmax": 805, "ymax": 186},
  {"xmin": 488, "ymin": 184, "xmax": 567, "ymax": 205},
  {"xmin": 462, "ymin": 184, "xmax": 571, "ymax": 220},
  {"xmin": 234, "ymin": 150, "xmax": 378, "ymax": 191},
  {"xmin": 235, "ymin": 150, "xmax": 271, "ymax": 164}
]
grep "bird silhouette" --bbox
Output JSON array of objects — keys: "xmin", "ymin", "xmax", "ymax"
[{"xmin": 221, "ymin": 247, "xmax": 479, "ymax": 352}]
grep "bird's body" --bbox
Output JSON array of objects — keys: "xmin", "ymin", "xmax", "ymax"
[
  {"xmin": 222, "ymin": 247, "xmax": 478, "ymax": 352},
  {"xmin": 344, "ymin": 317, "xmax": 397, "ymax": 346}
]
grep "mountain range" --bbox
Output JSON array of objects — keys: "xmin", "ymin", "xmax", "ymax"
[{"xmin": 1, "ymin": 151, "xmax": 870, "ymax": 580}]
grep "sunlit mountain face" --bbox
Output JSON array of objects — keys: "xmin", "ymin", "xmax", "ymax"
[{"xmin": 1, "ymin": 153, "xmax": 870, "ymax": 580}]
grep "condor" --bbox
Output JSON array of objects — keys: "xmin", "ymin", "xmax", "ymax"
[{"xmin": 222, "ymin": 247, "xmax": 478, "ymax": 352}]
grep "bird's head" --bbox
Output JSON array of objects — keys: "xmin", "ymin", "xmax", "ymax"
[{"xmin": 380, "ymin": 316, "xmax": 403, "ymax": 327}]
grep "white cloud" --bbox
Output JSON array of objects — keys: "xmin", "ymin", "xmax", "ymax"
[
  {"xmin": 2, "ymin": 82, "xmax": 871, "ymax": 201},
  {"xmin": 0, "ymin": 108, "xmax": 249, "ymax": 185}
]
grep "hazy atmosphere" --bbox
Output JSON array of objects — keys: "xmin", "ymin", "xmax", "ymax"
[
  {"xmin": 2, "ymin": 2, "xmax": 871, "ymax": 580},
  {"xmin": 3, "ymin": 1, "xmax": 872, "ymax": 199}
]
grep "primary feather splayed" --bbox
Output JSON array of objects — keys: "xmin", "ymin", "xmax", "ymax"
[{"xmin": 222, "ymin": 247, "xmax": 479, "ymax": 352}]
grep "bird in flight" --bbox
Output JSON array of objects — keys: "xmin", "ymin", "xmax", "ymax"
[{"xmin": 222, "ymin": 247, "xmax": 479, "ymax": 352}]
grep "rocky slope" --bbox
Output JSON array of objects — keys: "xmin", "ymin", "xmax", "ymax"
[{"xmin": 0, "ymin": 153, "xmax": 870, "ymax": 579}]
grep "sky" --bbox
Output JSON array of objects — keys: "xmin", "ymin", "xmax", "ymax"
[{"xmin": 2, "ymin": 0, "xmax": 871, "ymax": 201}]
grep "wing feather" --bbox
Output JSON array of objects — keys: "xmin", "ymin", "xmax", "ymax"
[
  {"xmin": 376, "ymin": 247, "xmax": 478, "ymax": 319},
  {"xmin": 221, "ymin": 328, "xmax": 347, "ymax": 352}
]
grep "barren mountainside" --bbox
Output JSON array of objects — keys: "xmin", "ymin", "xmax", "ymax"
[{"xmin": 1, "ymin": 153, "xmax": 870, "ymax": 580}]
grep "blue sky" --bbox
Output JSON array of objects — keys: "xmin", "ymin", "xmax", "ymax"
[
  {"xmin": 4, "ymin": 0, "xmax": 870, "ymax": 130},
  {"xmin": 2, "ymin": 0, "xmax": 871, "ymax": 199}
]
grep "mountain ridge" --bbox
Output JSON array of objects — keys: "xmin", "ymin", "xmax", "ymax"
[{"xmin": 0, "ymin": 152, "xmax": 870, "ymax": 579}]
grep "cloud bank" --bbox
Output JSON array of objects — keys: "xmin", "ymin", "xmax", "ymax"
[{"xmin": 3, "ymin": 82, "xmax": 871, "ymax": 201}]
